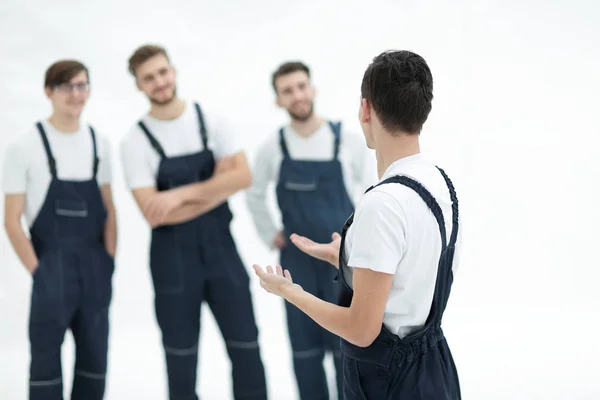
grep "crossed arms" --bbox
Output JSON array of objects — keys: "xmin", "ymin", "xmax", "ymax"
[{"xmin": 132, "ymin": 151, "xmax": 251, "ymax": 228}]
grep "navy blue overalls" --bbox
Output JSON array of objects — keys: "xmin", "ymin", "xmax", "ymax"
[
  {"xmin": 138, "ymin": 103, "xmax": 267, "ymax": 400},
  {"xmin": 276, "ymin": 121, "xmax": 354, "ymax": 400},
  {"xmin": 28, "ymin": 122, "xmax": 114, "ymax": 400},
  {"xmin": 336, "ymin": 167, "xmax": 461, "ymax": 399}
]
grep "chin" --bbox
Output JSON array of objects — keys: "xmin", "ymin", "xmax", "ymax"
[{"xmin": 67, "ymin": 109, "xmax": 83, "ymax": 118}]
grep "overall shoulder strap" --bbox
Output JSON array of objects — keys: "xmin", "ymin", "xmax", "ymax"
[
  {"xmin": 278, "ymin": 127, "xmax": 289, "ymax": 157},
  {"xmin": 328, "ymin": 121, "xmax": 342, "ymax": 159},
  {"xmin": 436, "ymin": 167, "xmax": 459, "ymax": 247},
  {"xmin": 371, "ymin": 169, "xmax": 459, "ymax": 249},
  {"xmin": 89, "ymin": 125, "xmax": 100, "ymax": 178},
  {"xmin": 138, "ymin": 121, "xmax": 166, "ymax": 159},
  {"xmin": 35, "ymin": 122, "xmax": 57, "ymax": 177},
  {"xmin": 372, "ymin": 175, "xmax": 448, "ymax": 249},
  {"xmin": 194, "ymin": 102, "xmax": 208, "ymax": 150}
]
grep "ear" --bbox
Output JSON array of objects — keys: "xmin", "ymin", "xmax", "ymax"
[
  {"xmin": 359, "ymin": 98, "xmax": 371, "ymax": 123},
  {"xmin": 275, "ymin": 96, "xmax": 283, "ymax": 108},
  {"xmin": 44, "ymin": 87, "xmax": 52, "ymax": 99},
  {"xmin": 135, "ymin": 78, "xmax": 142, "ymax": 91}
]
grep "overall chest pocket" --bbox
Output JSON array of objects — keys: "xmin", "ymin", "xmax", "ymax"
[
  {"xmin": 283, "ymin": 181, "xmax": 318, "ymax": 191},
  {"xmin": 54, "ymin": 198, "xmax": 89, "ymax": 237},
  {"xmin": 281, "ymin": 168, "xmax": 320, "ymax": 192},
  {"xmin": 55, "ymin": 198, "xmax": 88, "ymax": 217}
]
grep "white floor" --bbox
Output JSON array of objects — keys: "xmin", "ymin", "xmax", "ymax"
[{"xmin": 2, "ymin": 273, "xmax": 599, "ymax": 399}]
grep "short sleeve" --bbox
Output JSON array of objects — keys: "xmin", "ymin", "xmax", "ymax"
[
  {"xmin": 210, "ymin": 113, "xmax": 243, "ymax": 160},
  {"xmin": 347, "ymin": 190, "xmax": 407, "ymax": 274},
  {"xmin": 2, "ymin": 139, "xmax": 28, "ymax": 194},
  {"xmin": 97, "ymin": 134, "xmax": 112, "ymax": 185},
  {"xmin": 119, "ymin": 130, "xmax": 156, "ymax": 189}
]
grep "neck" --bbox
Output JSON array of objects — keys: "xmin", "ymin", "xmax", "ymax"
[
  {"xmin": 48, "ymin": 113, "xmax": 80, "ymax": 133},
  {"xmin": 375, "ymin": 133, "xmax": 421, "ymax": 179},
  {"xmin": 290, "ymin": 113, "xmax": 325, "ymax": 137},
  {"xmin": 149, "ymin": 97, "xmax": 186, "ymax": 120}
]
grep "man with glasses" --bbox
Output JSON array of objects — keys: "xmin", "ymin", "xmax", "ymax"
[{"xmin": 2, "ymin": 59, "xmax": 117, "ymax": 400}]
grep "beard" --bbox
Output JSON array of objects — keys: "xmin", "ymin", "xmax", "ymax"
[
  {"xmin": 287, "ymin": 101, "xmax": 314, "ymax": 122},
  {"xmin": 149, "ymin": 86, "xmax": 177, "ymax": 106}
]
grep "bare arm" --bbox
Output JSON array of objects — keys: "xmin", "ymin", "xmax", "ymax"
[
  {"xmin": 100, "ymin": 184, "xmax": 117, "ymax": 256},
  {"xmin": 132, "ymin": 187, "xmax": 225, "ymax": 228},
  {"xmin": 4, "ymin": 194, "xmax": 38, "ymax": 274},
  {"xmin": 254, "ymin": 265, "xmax": 393, "ymax": 347},
  {"xmin": 139, "ymin": 155, "xmax": 239, "ymax": 227},
  {"xmin": 174, "ymin": 151, "xmax": 252, "ymax": 204}
]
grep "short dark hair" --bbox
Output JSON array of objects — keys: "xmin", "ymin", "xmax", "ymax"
[
  {"xmin": 44, "ymin": 60, "xmax": 89, "ymax": 89},
  {"xmin": 128, "ymin": 44, "xmax": 169, "ymax": 77},
  {"xmin": 361, "ymin": 50, "xmax": 433, "ymax": 134},
  {"xmin": 272, "ymin": 61, "xmax": 310, "ymax": 92}
]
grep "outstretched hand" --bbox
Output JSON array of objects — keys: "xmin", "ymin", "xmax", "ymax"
[
  {"xmin": 252, "ymin": 264, "xmax": 299, "ymax": 298},
  {"xmin": 290, "ymin": 232, "xmax": 341, "ymax": 269}
]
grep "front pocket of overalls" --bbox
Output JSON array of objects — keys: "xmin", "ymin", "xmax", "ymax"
[
  {"xmin": 202, "ymin": 225, "xmax": 249, "ymax": 286},
  {"xmin": 54, "ymin": 199, "xmax": 88, "ymax": 236},
  {"xmin": 344, "ymin": 356, "xmax": 391, "ymax": 400},
  {"xmin": 150, "ymin": 229, "xmax": 184, "ymax": 294},
  {"xmin": 90, "ymin": 248, "xmax": 115, "ymax": 307},
  {"xmin": 30, "ymin": 253, "xmax": 63, "ymax": 323}
]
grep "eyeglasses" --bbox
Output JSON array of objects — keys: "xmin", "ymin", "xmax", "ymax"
[{"xmin": 53, "ymin": 82, "xmax": 90, "ymax": 93}]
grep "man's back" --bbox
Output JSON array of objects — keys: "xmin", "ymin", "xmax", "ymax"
[{"xmin": 343, "ymin": 153, "xmax": 462, "ymax": 338}]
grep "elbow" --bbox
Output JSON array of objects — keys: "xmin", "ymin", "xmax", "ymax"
[
  {"xmin": 241, "ymin": 169, "xmax": 252, "ymax": 190},
  {"xmin": 349, "ymin": 324, "xmax": 381, "ymax": 348},
  {"xmin": 4, "ymin": 216, "xmax": 17, "ymax": 234}
]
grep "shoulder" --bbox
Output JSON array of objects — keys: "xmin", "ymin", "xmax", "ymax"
[
  {"xmin": 258, "ymin": 128, "xmax": 284, "ymax": 155},
  {"xmin": 192, "ymin": 101, "xmax": 226, "ymax": 131},
  {"xmin": 7, "ymin": 124, "xmax": 43, "ymax": 153},
  {"xmin": 87, "ymin": 125, "xmax": 111, "ymax": 149},
  {"xmin": 120, "ymin": 120, "xmax": 148, "ymax": 152},
  {"xmin": 354, "ymin": 188, "xmax": 407, "ymax": 226},
  {"xmin": 337, "ymin": 122, "xmax": 366, "ymax": 149}
]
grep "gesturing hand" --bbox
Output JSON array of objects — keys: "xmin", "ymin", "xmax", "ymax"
[
  {"xmin": 252, "ymin": 264, "xmax": 299, "ymax": 298},
  {"xmin": 290, "ymin": 232, "xmax": 341, "ymax": 269}
]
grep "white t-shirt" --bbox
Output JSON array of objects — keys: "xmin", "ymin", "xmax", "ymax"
[
  {"xmin": 343, "ymin": 153, "xmax": 462, "ymax": 338},
  {"xmin": 245, "ymin": 122, "xmax": 378, "ymax": 248},
  {"xmin": 1, "ymin": 120, "xmax": 112, "ymax": 227},
  {"xmin": 119, "ymin": 100, "xmax": 242, "ymax": 190}
]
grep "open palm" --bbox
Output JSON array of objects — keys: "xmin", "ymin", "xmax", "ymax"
[{"xmin": 290, "ymin": 232, "xmax": 341, "ymax": 269}]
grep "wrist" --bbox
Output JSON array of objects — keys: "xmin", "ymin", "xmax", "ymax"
[{"xmin": 282, "ymin": 283, "xmax": 303, "ymax": 303}]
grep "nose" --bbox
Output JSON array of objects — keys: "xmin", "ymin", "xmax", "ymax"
[{"xmin": 291, "ymin": 89, "xmax": 305, "ymax": 103}]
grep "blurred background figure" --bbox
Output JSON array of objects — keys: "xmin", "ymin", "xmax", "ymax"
[
  {"xmin": 246, "ymin": 61, "xmax": 376, "ymax": 399},
  {"xmin": 2, "ymin": 60, "xmax": 117, "ymax": 400},
  {"xmin": 119, "ymin": 45, "xmax": 268, "ymax": 400}
]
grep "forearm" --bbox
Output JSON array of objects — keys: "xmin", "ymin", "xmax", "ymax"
[
  {"xmin": 246, "ymin": 192, "xmax": 279, "ymax": 248},
  {"xmin": 177, "ymin": 168, "xmax": 251, "ymax": 204},
  {"xmin": 104, "ymin": 211, "xmax": 117, "ymax": 256},
  {"xmin": 283, "ymin": 285, "xmax": 367, "ymax": 347},
  {"xmin": 158, "ymin": 197, "xmax": 225, "ymax": 226},
  {"xmin": 4, "ymin": 220, "xmax": 38, "ymax": 272}
]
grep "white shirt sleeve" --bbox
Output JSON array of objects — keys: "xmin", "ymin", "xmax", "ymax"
[
  {"xmin": 2, "ymin": 139, "xmax": 27, "ymax": 194},
  {"xmin": 347, "ymin": 190, "xmax": 407, "ymax": 274},
  {"xmin": 209, "ymin": 113, "xmax": 243, "ymax": 160},
  {"xmin": 119, "ymin": 130, "xmax": 156, "ymax": 190},
  {"xmin": 97, "ymin": 134, "xmax": 112, "ymax": 185},
  {"xmin": 245, "ymin": 138, "xmax": 279, "ymax": 249}
]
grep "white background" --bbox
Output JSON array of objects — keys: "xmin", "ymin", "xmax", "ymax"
[{"xmin": 1, "ymin": 0, "xmax": 599, "ymax": 398}]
